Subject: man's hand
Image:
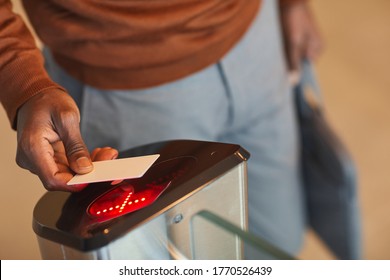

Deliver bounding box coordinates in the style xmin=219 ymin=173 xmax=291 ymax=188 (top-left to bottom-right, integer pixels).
xmin=280 ymin=1 xmax=323 ymax=84
xmin=16 ymin=90 xmax=118 ymax=192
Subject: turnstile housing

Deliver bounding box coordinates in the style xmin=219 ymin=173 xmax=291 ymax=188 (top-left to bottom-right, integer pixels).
xmin=33 ymin=140 xmax=250 ymax=259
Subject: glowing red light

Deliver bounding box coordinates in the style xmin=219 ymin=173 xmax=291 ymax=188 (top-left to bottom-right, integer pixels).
xmin=87 ymin=156 xmax=195 ymax=222
xmin=88 ymin=181 xmax=169 ymax=222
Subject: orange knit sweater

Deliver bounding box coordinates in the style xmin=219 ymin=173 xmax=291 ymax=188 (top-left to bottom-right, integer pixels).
xmin=0 ymin=0 xmax=303 ymax=128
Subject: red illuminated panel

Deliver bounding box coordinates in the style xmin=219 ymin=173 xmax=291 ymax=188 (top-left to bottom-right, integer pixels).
xmin=88 ymin=182 xmax=169 ymax=222
xmin=87 ymin=156 xmax=195 ymax=223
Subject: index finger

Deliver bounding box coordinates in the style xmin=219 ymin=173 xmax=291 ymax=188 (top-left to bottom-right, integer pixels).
xmin=30 ymin=138 xmax=82 ymax=192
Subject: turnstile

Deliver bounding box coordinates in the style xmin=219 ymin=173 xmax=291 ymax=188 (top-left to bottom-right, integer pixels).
xmin=33 ymin=140 xmax=250 ymax=259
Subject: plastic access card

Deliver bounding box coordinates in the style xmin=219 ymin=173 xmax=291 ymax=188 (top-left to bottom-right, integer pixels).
xmin=67 ymin=154 xmax=160 ymax=185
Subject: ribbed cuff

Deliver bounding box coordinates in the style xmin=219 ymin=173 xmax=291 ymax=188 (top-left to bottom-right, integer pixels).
xmin=0 ymin=52 xmax=66 ymax=129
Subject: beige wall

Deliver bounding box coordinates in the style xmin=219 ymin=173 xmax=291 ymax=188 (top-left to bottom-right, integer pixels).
xmin=1 ymin=0 xmax=389 ymax=259
xmin=1 ymin=1 xmax=45 ymax=260
xmin=303 ymin=0 xmax=390 ymax=259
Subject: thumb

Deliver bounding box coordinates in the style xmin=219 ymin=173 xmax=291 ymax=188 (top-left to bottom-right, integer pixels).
xmin=54 ymin=111 xmax=93 ymax=174
xmin=286 ymin=42 xmax=302 ymax=86
xmin=286 ymin=37 xmax=302 ymax=73
xmin=66 ymin=132 xmax=93 ymax=174
xmin=65 ymin=131 xmax=93 ymax=174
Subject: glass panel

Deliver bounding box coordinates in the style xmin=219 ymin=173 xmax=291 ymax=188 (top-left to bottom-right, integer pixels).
xmin=191 ymin=210 xmax=296 ymax=260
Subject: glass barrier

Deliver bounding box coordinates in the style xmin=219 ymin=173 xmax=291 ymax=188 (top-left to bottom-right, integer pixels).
xmin=194 ymin=210 xmax=295 ymax=260
xmin=166 ymin=210 xmax=296 ymax=260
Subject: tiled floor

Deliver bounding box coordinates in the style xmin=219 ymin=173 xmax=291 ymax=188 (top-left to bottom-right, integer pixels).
xmin=0 ymin=0 xmax=389 ymax=259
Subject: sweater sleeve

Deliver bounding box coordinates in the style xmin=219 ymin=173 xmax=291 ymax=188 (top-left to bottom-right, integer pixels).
xmin=0 ymin=0 xmax=66 ymax=129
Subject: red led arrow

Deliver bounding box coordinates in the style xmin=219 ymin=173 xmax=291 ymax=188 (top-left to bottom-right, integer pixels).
xmin=88 ymin=181 xmax=170 ymax=222
xmin=87 ymin=156 xmax=195 ymax=223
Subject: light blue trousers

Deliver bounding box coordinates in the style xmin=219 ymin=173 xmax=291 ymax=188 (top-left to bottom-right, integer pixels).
xmin=44 ymin=0 xmax=305 ymax=258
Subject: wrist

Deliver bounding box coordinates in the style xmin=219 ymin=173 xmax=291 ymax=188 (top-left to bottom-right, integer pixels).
xmin=15 ymin=87 xmax=70 ymax=129
xmin=280 ymin=0 xmax=308 ymax=8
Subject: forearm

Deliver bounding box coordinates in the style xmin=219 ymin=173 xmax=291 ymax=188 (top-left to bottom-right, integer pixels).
xmin=0 ymin=0 xmax=65 ymax=129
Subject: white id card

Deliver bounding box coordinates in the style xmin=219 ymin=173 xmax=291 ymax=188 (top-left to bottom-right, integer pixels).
xmin=67 ymin=154 xmax=160 ymax=185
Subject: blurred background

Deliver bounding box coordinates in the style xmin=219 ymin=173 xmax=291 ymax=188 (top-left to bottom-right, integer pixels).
xmin=1 ymin=0 xmax=389 ymax=259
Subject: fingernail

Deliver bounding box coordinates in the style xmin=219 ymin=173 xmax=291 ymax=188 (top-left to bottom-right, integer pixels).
xmin=111 ymin=179 xmax=124 ymax=185
xmin=77 ymin=157 xmax=93 ymax=171
xmin=111 ymin=153 xmax=118 ymax=160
